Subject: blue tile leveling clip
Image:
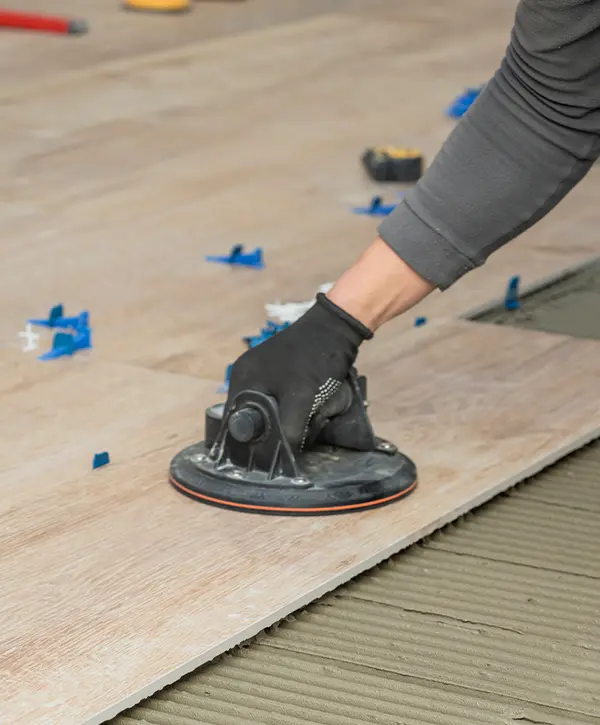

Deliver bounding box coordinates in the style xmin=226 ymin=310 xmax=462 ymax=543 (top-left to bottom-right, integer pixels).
xmin=446 ymin=86 xmax=484 ymax=119
xmin=206 ymin=245 xmax=264 ymax=269
xmin=353 ymin=195 xmax=397 ymax=217
xmin=28 ymin=305 xmax=93 ymax=360
xmin=38 ymin=326 xmax=92 ymax=361
xmin=353 ymin=192 xmax=405 ymax=217
xmin=504 ymin=275 xmax=521 ymax=311
xmin=28 ymin=304 xmax=65 ymax=328
xmin=243 ymin=320 xmax=289 ymax=349
xmin=93 ymin=452 xmax=110 ymax=469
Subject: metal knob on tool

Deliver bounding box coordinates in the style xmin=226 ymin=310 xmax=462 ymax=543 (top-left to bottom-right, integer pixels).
xmin=228 ymin=406 xmax=266 ymax=443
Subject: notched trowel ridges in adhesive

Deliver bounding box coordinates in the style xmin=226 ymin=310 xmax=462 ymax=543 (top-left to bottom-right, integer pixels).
xmin=115 ymin=645 xmax=589 ymax=725
xmin=346 ymin=549 xmax=600 ymax=643
xmin=514 ymin=454 xmax=600 ymax=512
xmin=113 ymin=439 xmax=600 ymax=725
xmin=259 ymin=599 xmax=600 ymax=716
xmin=475 ymin=257 xmax=600 ymax=340
xmin=424 ymin=496 xmax=600 ymax=577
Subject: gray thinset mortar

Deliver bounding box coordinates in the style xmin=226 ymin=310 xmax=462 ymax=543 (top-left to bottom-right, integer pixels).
xmin=472 ymin=257 xmax=600 ymax=339
xmin=110 ymin=270 xmax=600 ymax=725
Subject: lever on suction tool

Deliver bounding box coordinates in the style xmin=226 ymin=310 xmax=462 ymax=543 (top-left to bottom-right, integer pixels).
xmin=220 ymin=393 xmax=300 ymax=479
xmin=228 ymin=381 xmax=352 ymax=448
xmin=228 ymin=378 xmax=357 ymax=448
xmin=228 ymin=406 xmax=265 ymax=443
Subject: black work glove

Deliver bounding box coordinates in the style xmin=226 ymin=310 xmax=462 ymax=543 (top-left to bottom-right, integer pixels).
xmin=226 ymin=293 xmax=373 ymax=451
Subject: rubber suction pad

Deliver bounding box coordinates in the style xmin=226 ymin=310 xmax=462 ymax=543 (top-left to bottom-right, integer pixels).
xmin=169 ymin=379 xmax=418 ymax=515
xmin=170 ymin=439 xmax=417 ymax=515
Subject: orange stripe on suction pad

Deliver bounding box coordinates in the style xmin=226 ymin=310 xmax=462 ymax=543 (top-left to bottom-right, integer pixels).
xmin=169 ymin=475 xmax=418 ymax=513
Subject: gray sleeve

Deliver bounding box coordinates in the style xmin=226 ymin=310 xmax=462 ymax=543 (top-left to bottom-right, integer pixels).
xmin=378 ymin=0 xmax=600 ymax=290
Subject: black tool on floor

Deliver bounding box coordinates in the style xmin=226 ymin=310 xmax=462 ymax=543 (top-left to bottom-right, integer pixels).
xmin=361 ymin=146 xmax=424 ymax=183
xmin=169 ymin=369 xmax=417 ymax=515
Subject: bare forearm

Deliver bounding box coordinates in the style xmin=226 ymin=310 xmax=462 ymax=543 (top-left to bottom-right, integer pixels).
xmin=327 ymin=237 xmax=434 ymax=331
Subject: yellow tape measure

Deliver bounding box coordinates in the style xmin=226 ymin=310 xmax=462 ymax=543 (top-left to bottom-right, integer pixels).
xmin=361 ymin=145 xmax=424 ymax=182
xmin=372 ymin=147 xmax=422 ymax=160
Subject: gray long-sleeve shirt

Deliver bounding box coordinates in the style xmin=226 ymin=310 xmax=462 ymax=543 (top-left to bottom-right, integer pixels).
xmin=378 ymin=0 xmax=600 ymax=290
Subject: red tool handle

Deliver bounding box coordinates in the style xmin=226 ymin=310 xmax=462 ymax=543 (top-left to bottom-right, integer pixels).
xmin=0 ymin=9 xmax=87 ymax=34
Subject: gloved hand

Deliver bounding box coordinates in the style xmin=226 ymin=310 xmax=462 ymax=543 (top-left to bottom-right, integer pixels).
xmin=226 ymin=292 xmax=373 ymax=451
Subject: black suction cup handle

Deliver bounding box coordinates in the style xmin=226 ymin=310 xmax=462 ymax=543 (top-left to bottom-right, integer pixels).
xmin=228 ymin=406 xmax=265 ymax=442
